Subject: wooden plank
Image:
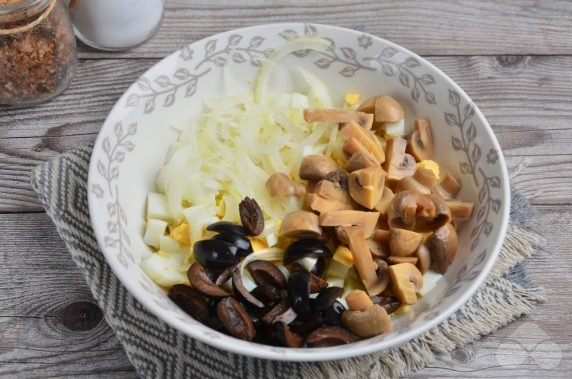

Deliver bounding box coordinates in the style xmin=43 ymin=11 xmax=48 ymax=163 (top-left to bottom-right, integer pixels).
xmin=1 ymin=55 xmax=571 ymax=212
xmin=73 ymin=0 xmax=572 ymax=58
xmin=0 ymin=205 xmax=570 ymax=377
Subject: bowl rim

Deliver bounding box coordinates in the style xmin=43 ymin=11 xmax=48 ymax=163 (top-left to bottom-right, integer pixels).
xmin=88 ymin=22 xmax=511 ymax=361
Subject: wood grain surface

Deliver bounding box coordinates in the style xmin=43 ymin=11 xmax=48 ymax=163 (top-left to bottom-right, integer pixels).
xmin=1 ymin=0 xmax=571 ymax=378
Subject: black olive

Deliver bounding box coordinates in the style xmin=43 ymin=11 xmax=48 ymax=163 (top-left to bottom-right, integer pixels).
xmin=193 ymin=239 xmax=239 ymax=269
xmin=212 ymin=232 xmax=253 ymax=258
xmin=283 ymin=239 xmax=332 ymax=265
xmin=324 ymin=300 xmax=346 ymax=327
xmin=314 ymin=287 xmax=343 ymax=312
xmin=251 ymin=284 xmax=281 ymax=305
xmin=168 ymin=284 xmax=210 ymax=323
xmin=311 ymin=257 xmax=326 ymax=277
xmin=287 ymin=270 xmax=311 ymax=318
xmin=206 ymin=221 xmax=247 ymax=235
xmin=271 ymin=322 xmax=303 ymax=347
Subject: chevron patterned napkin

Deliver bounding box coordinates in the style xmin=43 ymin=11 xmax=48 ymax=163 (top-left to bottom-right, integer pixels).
xmin=31 ymin=145 xmax=544 ymax=378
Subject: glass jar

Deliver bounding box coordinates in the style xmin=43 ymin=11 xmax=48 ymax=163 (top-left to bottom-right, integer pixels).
xmin=68 ymin=0 xmax=164 ymax=51
xmin=0 ymin=0 xmax=77 ymax=106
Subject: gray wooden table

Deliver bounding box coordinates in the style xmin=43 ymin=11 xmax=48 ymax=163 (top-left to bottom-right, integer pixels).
xmin=1 ymin=1 xmax=571 ymax=377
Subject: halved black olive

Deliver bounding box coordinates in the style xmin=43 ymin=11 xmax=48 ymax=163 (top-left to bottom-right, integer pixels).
xmin=246 ymin=260 xmax=287 ymax=289
xmin=193 ymin=239 xmax=239 ymax=269
xmin=232 ymin=267 xmax=264 ymax=308
xmin=187 ymin=262 xmax=230 ymax=297
xmin=251 ymin=284 xmax=281 ymax=305
xmin=283 ymin=239 xmax=332 ymax=265
xmin=306 ymin=326 xmax=354 ymax=347
xmin=324 ymin=300 xmax=346 ymax=327
xmin=314 ymin=287 xmax=343 ymax=312
xmin=287 ymin=270 xmax=311 ymax=318
xmin=217 ymin=297 xmax=256 ymax=341
xmin=213 ymin=232 xmax=253 ymax=258
xmin=289 ymin=314 xmax=323 ymax=338
xmin=206 ymin=221 xmax=247 ymax=235
xmin=168 ymin=284 xmax=210 ymax=323
xmin=271 ymin=322 xmax=303 ymax=348
xmin=311 ymin=257 xmax=326 ymax=277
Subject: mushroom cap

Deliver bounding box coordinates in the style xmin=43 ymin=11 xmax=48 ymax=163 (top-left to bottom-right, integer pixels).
xmin=415 ymin=244 xmax=432 ymax=274
xmin=389 ymin=227 xmax=423 ymax=257
xmin=387 ymin=191 xmax=451 ymax=232
xmin=396 ymin=176 xmax=431 ymax=195
xmin=407 ymin=119 xmax=434 ymax=161
xmin=348 ymin=165 xmax=386 ymax=209
xmin=346 ymin=151 xmax=381 ymax=172
xmin=374 ymin=95 xmax=405 ymax=123
xmin=279 ymin=210 xmax=322 ymax=239
xmin=299 ymin=154 xmax=339 ymax=181
xmin=341 ymin=304 xmax=392 ymax=338
xmin=265 ymin=172 xmax=306 ymax=197
xmin=383 ymin=137 xmax=416 ymax=183
xmin=426 ymin=223 xmax=458 ymax=273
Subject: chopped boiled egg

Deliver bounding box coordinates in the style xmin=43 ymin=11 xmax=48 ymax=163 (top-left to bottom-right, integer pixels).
xmin=141 ymin=252 xmax=187 ymax=287
xmin=170 ymin=223 xmax=190 ymax=245
xmin=143 ymin=219 xmax=168 ymax=248
xmin=159 ymin=235 xmax=189 ymax=256
xmin=344 ymin=92 xmax=360 ymax=106
xmin=384 ymin=119 xmax=405 ymax=137
xmin=332 ymin=246 xmax=354 ymax=267
xmin=147 ymin=192 xmax=173 ymax=222
xmin=416 ymin=160 xmax=440 ymax=180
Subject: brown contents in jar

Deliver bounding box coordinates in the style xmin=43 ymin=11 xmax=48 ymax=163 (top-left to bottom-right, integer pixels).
xmin=0 ymin=0 xmax=77 ymax=104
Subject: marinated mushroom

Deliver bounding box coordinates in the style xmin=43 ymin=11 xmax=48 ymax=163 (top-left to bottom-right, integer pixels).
xmin=426 ymin=223 xmax=458 ymax=274
xmin=374 ymin=95 xmax=405 ymax=123
xmin=306 ymin=326 xmax=355 ymax=347
xmin=446 ymin=201 xmax=474 ymax=220
xmin=387 ymin=191 xmax=451 ymax=232
xmin=319 ymin=210 xmax=380 ymax=238
xmin=340 ymin=121 xmax=385 ymax=163
xmin=407 ymin=119 xmax=434 ymax=161
xmin=346 ymin=151 xmax=381 ymax=172
xmin=342 ymin=304 xmax=392 ymax=338
xmin=266 ymin=172 xmax=306 ymax=197
xmin=383 ymin=137 xmax=416 ymax=183
xmin=388 ymin=263 xmax=424 ymax=305
xmin=299 ymin=154 xmax=339 ymax=181
xmin=348 ymin=166 xmax=386 ymax=209
xmin=396 ymin=176 xmax=431 ymax=195
xmin=415 ymin=244 xmax=432 ymax=274
xmin=414 ymin=167 xmax=453 ymax=200
xmin=345 ymin=227 xmax=389 ymax=295
xmin=303 ymin=108 xmax=374 ymax=130
xmin=387 ymin=256 xmax=418 ymax=265
xmin=374 ymin=187 xmax=395 ymax=215
xmin=346 ymin=289 xmax=374 ymax=312
xmin=343 ymin=136 xmax=370 ymax=157
xmin=280 ymin=210 xmax=322 ymax=238
xmin=389 ymin=228 xmax=423 ymax=256
xmin=314 ymin=180 xmax=352 ymax=204
xmin=323 ymin=169 xmax=349 ymax=191
xmin=308 ymin=193 xmax=353 ymax=213
xmin=440 ymin=172 xmax=462 ymax=198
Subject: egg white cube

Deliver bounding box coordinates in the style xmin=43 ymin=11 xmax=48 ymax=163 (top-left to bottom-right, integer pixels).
xmin=147 ymin=192 xmax=173 ymax=222
xmin=141 ymin=253 xmax=187 ymax=287
xmin=159 ymin=235 xmax=189 ymax=256
xmin=384 ymin=119 xmax=405 ymax=137
xmin=143 ymin=219 xmax=168 ymax=248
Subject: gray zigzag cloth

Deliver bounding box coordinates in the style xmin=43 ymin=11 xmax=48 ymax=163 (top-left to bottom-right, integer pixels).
xmin=31 ymin=145 xmax=544 ymax=378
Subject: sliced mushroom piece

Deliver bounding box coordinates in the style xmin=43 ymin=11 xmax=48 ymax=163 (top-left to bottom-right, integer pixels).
xmin=314 ymin=180 xmax=352 ymax=204
xmin=324 ymin=169 xmax=349 ymax=191
xmin=343 ymin=137 xmax=370 ymax=157
xmin=372 ymin=228 xmax=391 ymax=244
xmin=389 ymin=228 xmax=423 ymax=257
xmin=280 ymin=210 xmax=322 ymax=239
xmin=187 ymin=262 xmax=231 ymax=297
xmin=357 ymin=95 xmax=376 ymax=114
xmin=319 ymin=210 xmax=380 ymax=238
xmin=303 ymin=108 xmax=374 ymax=129
xmin=358 ymin=95 xmax=404 ymax=123
xmin=348 ymin=166 xmax=386 ymax=209
xmin=388 ymin=263 xmax=424 ymax=305
xmin=246 ymin=260 xmax=287 ymax=289
xmin=265 ymin=172 xmax=306 ymax=197
xmin=415 ymin=244 xmax=431 ymax=274
xmin=407 ymin=119 xmax=434 ymax=161
xmin=388 ymin=256 xmax=419 ymax=265
xmin=367 ymin=238 xmax=388 ymax=257
xmin=341 ymin=304 xmax=392 ymax=338
xmin=374 ymin=187 xmax=395 ymax=215
xmin=345 ymin=227 xmax=389 ymax=295
xmin=308 ymin=188 xmax=353 ymax=213
xmin=370 ymin=295 xmax=401 ymax=314
xmin=440 ymin=172 xmax=462 ymax=198
xmin=299 ymin=154 xmax=339 ymax=181
xmin=414 ymin=167 xmax=453 ymax=200
xmin=446 ymin=201 xmax=474 ymax=220
xmin=387 ymin=191 xmax=451 ymax=232
xmin=340 ymin=121 xmax=385 ymax=163
xmin=346 ymin=289 xmax=374 ymax=311
xmin=396 ymin=176 xmax=431 ymax=195
xmin=306 ymin=326 xmax=355 ymax=347
xmin=346 ymin=151 xmax=381 ymax=172
xmin=383 ymin=137 xmax=416 ymax=183
xmin=426 ymin=223 xmax=458 ymax=274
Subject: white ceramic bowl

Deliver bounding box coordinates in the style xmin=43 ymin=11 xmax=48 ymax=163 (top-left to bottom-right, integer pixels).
xmin=88 ymin=23 xmax=510 ymax=361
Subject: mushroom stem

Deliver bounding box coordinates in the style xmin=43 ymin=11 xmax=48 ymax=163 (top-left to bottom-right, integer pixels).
xmin=319 ymin=210 xmax=380 ymax=238
xmin=303 ymin=108 xmax=374 ymax=130
xmin=345 ymin=227 xmax=388 ymax=296
xmin=340 ymin=121 xmax=385 ymax=163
